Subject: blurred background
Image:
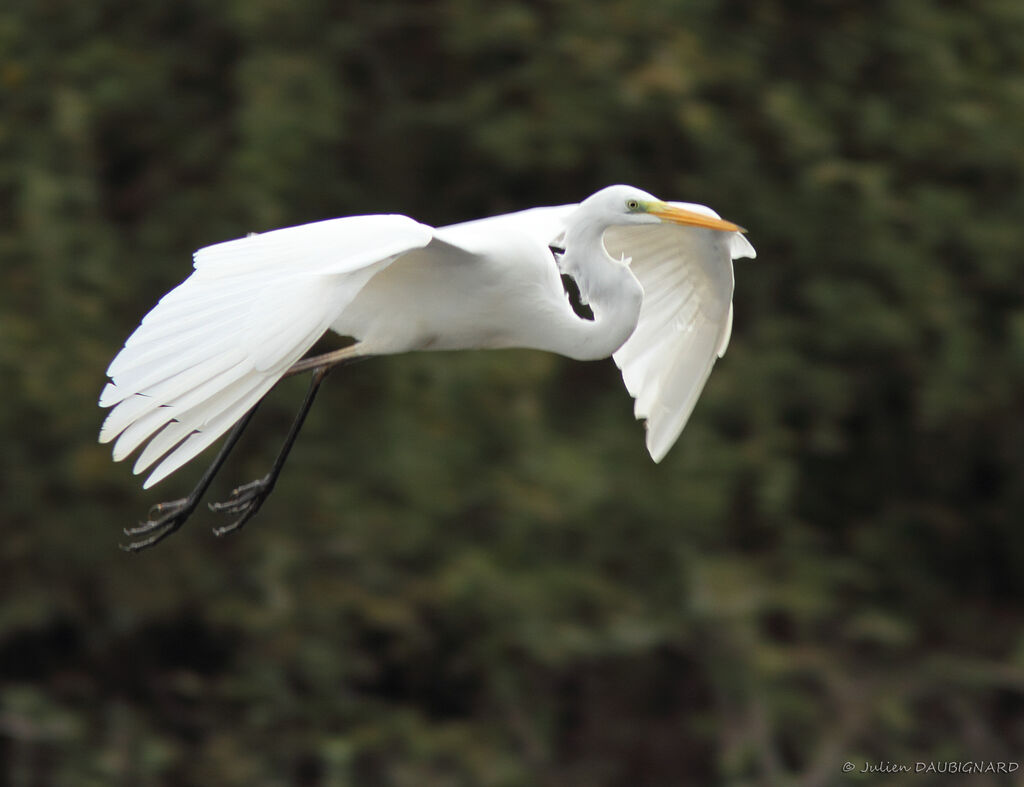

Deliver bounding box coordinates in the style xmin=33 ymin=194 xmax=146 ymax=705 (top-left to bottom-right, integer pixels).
xmin=2 ymin=0 xmax=1024 ymax=784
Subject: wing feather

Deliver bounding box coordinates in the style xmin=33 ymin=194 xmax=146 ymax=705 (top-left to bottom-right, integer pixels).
xmin=131 ymin=373 xmax=268 ymax=477
xmin=100 ymin=214 xmax=433 ymax=486
xmin=607 ymin=207 xmax=755 ymax=462
xmin=138 ymin=378 xmax=277 ymax=488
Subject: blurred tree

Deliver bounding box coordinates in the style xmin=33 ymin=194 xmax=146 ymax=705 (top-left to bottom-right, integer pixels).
xmin=1 ymin=0 xmax=1023 ymax=784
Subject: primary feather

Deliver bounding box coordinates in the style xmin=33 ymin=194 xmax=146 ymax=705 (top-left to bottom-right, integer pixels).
xmin=100 ymin=215 xmax=433 ymax=487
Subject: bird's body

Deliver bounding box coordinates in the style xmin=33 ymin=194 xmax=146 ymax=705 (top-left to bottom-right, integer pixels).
xmin=336 ymin=217 xmax=573 ymax=356
xmin=100 ymin=185 xmax=754 ymax=549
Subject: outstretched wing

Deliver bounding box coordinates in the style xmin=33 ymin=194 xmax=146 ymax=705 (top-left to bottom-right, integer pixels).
xmin=605 ymin=203 xmax=756 ymax=462
xmin=99 ymin=214 xmax=433 ymax=488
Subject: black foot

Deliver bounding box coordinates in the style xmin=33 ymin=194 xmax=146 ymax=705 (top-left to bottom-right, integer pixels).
xmin=121 ymin=497 xmax=194 ymax=552
xmin=208 ymin=475 xmax=272 ymax=536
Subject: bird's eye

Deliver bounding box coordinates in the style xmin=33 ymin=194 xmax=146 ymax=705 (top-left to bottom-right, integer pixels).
xmin=626 ymin=199 xmax=640 ymax=211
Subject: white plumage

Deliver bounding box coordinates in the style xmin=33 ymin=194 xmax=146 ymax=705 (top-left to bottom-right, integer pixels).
xmin=100 ymin=215 xmax=433 ymax=487
xmin=607 ymin=202 xmax=756 ymax=461
xmin=100 ymin=186 xmax=754 ymax=492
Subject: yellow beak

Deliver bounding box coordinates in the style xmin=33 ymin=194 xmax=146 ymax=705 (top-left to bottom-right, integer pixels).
xmin=648 ymin=202 xmax=746 ymax=233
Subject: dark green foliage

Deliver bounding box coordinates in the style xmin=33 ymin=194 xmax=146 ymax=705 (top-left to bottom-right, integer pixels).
xmin=2 ymin=0 xmax=1023 ymax=783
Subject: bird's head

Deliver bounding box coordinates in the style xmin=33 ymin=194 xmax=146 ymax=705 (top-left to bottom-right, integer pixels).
xmin=558 ymin=185 xmax=745 ymax=314
xmin=579 ymin=184 xmax=745 ymax=233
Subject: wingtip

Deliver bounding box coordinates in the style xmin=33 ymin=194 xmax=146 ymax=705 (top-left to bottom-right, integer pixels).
xmin=98 ymin=415 xmax=120 ymax=446
xmin=645 ymin=430 xmax=672 ymax=464
xmin=98 ymin=382 xmax=120 ymax=408
xmin=142 ymin=455 xmax=179 ymax=488
xmin=111 ymin=431 xmax=138 ymax=463
xmin=730 ymin=233 xmax=757 ymax=260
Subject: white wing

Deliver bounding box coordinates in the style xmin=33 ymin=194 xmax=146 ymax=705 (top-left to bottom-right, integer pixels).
xmin=440 ymin=204 xmax=576 ymax=246
xmin=99 ymin=214 xmax=433 ymax=488
xmin=606 ymin=203 xmax=756 ymax=462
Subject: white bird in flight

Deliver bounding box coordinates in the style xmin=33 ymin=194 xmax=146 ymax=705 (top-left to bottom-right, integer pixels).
xmin=100 ymin=185 xmax=755 ymax=550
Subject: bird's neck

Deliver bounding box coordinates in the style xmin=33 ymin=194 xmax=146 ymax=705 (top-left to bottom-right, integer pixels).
xmin=554 ymin=222 xmax=644 ymax=361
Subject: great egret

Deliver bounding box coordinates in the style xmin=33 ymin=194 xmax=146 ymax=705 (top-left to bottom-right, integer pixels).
xmin=100 ymin=185 xmax=755 ymax=550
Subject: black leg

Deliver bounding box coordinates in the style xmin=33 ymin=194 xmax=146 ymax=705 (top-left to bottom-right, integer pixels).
xmin=208 ymin=366 xmax=330 ymax=536
xmin=121 ymin=404 xmax=261 ymax=552
xmin=120 ymin=346 xmax=368 ymax=551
